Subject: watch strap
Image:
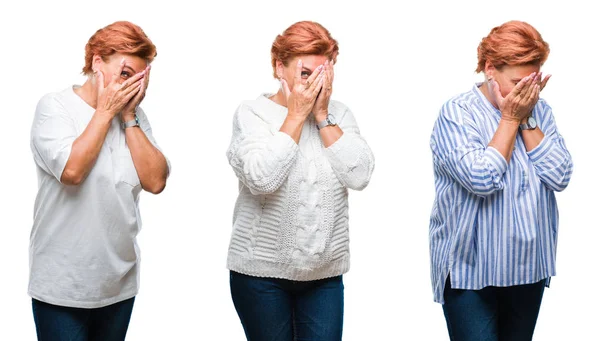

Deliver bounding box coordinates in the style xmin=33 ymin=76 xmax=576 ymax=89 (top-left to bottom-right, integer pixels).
xmin=316 ymin=115 xmax=336 ymax=130
xmin=121 ymin=115 xmax=140 ymax=129
xmin=519 ymin=116 xmax=536 ymax=130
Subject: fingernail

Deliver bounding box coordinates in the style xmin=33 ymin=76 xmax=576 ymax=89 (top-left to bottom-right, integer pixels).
xmin=121 ymin=57 xmax=125 ymax=64
xmin=297 ymin=59 xmax=302 ymax=66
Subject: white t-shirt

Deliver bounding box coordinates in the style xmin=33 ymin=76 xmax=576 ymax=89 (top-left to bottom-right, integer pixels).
xmin=29 ymin=86 xmax=168 ymax=308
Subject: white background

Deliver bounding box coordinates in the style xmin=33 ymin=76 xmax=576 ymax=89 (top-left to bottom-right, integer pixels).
xmin=1 ymin=0 xmax=597 ymax=340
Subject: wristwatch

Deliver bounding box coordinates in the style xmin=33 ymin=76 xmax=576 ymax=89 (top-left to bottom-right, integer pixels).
xmin=121 ymin=115 xmax=140 ymax=129
xmin=519 ymin=116 xmax=537 ymax=130
xmin=316 ymin=114 xmax=337 ymax=130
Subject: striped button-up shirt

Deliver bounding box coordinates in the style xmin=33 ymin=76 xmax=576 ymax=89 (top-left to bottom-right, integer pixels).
xmin=429 ymin=84 xmax=573 ymax=304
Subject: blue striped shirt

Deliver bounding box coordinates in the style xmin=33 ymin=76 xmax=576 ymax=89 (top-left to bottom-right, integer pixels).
xmin=429 ymin=84 xmax=573 ymax=304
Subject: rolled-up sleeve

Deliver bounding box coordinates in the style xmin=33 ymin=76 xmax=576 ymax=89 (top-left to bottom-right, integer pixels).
xmin=323 ymin=106 xmax=375 ymax=191
xmin=226 ymin=104 xmax=299 ymax=195
xmin=527 ymin=103 xmax=573 ymax=192
xmin=30 ymin=95 xmax=77 ymax=183
xmin=431 ymin=100 xmax=508 ymax=197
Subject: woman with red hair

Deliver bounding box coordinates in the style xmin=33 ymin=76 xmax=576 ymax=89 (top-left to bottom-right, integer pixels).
xmin=429 ymin=21 xmax=572 ymax=340
xmin=29 ymin=21 xmax=169 ymax=340
xmin=226 ymin=21 xmax=374 ymax=341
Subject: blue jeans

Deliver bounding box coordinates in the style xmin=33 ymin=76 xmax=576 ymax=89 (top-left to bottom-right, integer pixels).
xmin=230 ymin=271 xmax=344 ymax=341
xmin=32 ymin=297 xmax=135 ymax=341
xmin=442 ymin=277 xmax=545 ymax=341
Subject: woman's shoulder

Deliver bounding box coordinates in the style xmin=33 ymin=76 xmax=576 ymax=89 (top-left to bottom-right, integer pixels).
xmin=435 ymin=87 xmax=488 ymax=123
xmin=443 ymin=87 xmax=481 ymax=110
xmin=536 ymin=97 xmax=551 ymax=109
xmin=429 ymin=90 xmax=484 ymax=130
xmin=36 ymin=87 xmax=77 ymax=110
xmin=235 ymin=94 xmax=277 ymax=112
xmin=231 ymin=94 xmax=285 ymax=129
xmin=328 ymin=99 xmax=350 ymax=114
xmin=31 ymin=88 xmax=75 ymax=131
xmin=36 ymin=91 xmax=60 ymax=108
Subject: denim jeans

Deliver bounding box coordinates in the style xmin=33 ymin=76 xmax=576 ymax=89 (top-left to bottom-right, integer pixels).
xmin=442 ymin=277 xmax=545 ymax=341
xmin=230 ymin=271 xmax=344 ymax=341
xmin=32 ymin=297 xmax=135 ymax=341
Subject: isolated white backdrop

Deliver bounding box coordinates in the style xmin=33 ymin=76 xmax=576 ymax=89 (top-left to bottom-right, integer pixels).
xmin=0 ymin=0 xmax=597 ymax=340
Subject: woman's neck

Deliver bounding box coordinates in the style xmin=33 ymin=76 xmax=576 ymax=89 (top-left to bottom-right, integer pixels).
xmin=478 ymin=82 xmax=499 ymax=110
xmin=73 ymin=78 xmax=98 ymax=109
xmin=269 ymin=90 xmax=287 ymax=108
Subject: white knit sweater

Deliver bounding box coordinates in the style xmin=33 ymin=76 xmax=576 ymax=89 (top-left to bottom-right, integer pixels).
xmin=226 ymin=94 xmax=375 ymax=281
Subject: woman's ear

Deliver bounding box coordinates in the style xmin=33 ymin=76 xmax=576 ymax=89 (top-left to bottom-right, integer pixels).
xmin=92 ymin=55 xmax=103 ymax=73
xmin=275 ymin=60 xmax=284 ymax=79
xmin=484 ymin=60 xmax=496 ymax=81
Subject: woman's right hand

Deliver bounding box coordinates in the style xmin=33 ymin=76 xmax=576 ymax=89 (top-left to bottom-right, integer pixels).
xmin=280 ymin=59 xmax=325 ymax=120
xmin=95 ymin=58 xmax=145 ymax=117
xmin=492 ymin=72 xmax=540 ymax=123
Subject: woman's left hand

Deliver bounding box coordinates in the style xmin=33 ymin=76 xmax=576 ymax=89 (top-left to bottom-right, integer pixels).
xmin=537 ymin=72 xmax=551 ymax=91
xmin=313 ymin=59 xmax=334 ymax=122
xmin=122 ymin=65 xmax=151 ymax=121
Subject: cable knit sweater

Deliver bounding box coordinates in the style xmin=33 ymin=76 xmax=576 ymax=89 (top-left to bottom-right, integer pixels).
xmin=226 ymin=94 xmax=375 ymax=281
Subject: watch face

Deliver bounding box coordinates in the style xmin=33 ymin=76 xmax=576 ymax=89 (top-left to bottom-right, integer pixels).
xmin=327 ymin=114 xmax=336 ymax=125
xmin=528 ymin=116 xmax=537 ymax=129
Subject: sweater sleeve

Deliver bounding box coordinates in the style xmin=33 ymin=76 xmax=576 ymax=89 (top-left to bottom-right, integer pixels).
xmin=323 ymin=104 xmax=375 ymax=191
xmin=226 ymin=103 xmax=299 ymax=195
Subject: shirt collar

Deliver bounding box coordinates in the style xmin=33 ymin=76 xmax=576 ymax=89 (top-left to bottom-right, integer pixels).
xmin=472 ymin=82 xmax=501 ymax=117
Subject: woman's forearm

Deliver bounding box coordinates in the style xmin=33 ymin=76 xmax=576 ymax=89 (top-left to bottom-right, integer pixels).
xmin=521 ymin=126 xmax=545 ymax=151
xmin=488 ymin=118 xmax=520 ymax=162
xmin=125 ymin=126 xmax=168 ymax=194
xmin=60 ymin=110 xmax=113 ymax=185
xmin=318 ymin=121 xmax=343 ymax=148
xmin=280 ymin=115 xmax=306 ymax=143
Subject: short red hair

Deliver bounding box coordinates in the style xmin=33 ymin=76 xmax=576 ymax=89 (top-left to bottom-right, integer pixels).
xmin=271 ymin=21 xmax=339 ymax=78
xmin=82 ymin=21 xmax=157 ymax=75
xmin=476 ymin=21 xmax=549 ymax=73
